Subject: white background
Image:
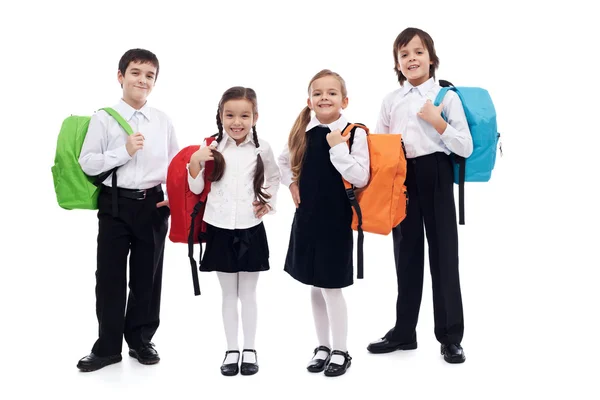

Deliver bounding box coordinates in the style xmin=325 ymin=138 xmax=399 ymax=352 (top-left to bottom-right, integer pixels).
xmin=1 ymin=0 xmax=599 ymax=398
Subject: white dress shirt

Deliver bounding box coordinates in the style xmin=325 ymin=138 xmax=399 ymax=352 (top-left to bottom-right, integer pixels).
xmin=187 ymin=132 xmax=281 ymax=230
xmin=376 ymin=78 xmax=473 ymax=159
xmin=79 ymin=99 xmax=179 ymax=190
xmin=278 ymin=114 xmax=370 ymax=189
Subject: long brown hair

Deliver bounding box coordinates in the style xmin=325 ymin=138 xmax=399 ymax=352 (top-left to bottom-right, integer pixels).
xmin=209 ymin=86 xmax=271 ymax=205
xmin=392 ymin=27 xmax=439 ymax=85
xmin=288 ymin=69 xmax=348 ymax=182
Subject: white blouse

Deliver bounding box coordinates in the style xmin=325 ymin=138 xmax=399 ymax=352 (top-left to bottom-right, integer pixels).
xmin=187 ymin=131 xmax=281 ymax=230
xmin=278 ymin=114 xmax=370 ymax=188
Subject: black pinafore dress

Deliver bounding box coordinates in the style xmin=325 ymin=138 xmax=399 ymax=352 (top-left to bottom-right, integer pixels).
xmin=283 ymin=125 xmax=354 ymax=288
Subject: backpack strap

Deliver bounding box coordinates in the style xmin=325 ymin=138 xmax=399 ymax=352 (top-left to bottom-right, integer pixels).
xmin=92 ymin=107 xmax=134 ymax=185
xmin=93 ymin=107 xmax=135 ymax=218
xmin=188 ymin=200 xmax=204 ymax=296
xmin=102 ymin=107 xmax=135 ymax=135
xmin=187 ymin=136 xmax=218 ymax=296
xmin=433 ymin=83 xmax=467 ymax=225
xmin=202 ymin=136 xmax=217 ymax=201
xmin=341 ymin=122 xmax=369 ymax=280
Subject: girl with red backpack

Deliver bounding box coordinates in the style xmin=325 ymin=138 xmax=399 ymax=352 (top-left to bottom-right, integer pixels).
xmin=187 ymin=86 xmax=281 ymax=376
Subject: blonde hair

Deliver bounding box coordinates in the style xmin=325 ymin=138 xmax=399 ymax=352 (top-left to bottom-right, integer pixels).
xmin=288 ymin=69 xmax=348 ymax=182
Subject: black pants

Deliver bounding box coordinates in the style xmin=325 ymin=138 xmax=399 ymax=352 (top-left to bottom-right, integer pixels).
xmin=389 ymin=152 xmax=464 ymax=345
xmin=91 ymin=186 xmax=169 ymax=356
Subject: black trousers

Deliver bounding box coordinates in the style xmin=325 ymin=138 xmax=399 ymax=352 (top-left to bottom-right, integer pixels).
xmin=389 ymin=152 xmax=464 ymax=345
xmin=91 ymin=186 xmax=169 ymax=356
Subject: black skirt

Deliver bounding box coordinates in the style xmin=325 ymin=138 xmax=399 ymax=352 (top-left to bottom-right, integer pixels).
xmin=200 ymin=222 xmax=270 ymax=273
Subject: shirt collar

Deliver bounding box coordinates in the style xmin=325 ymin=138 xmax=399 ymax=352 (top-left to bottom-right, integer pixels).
xmin=399 ymin=77 xmax=436 ymax=97
xmin=305 ymin=113 xmax=349 ymax=132
xmin=216 ymin=129 xmax=254 ymax=151
xmin=115 ymin=99 xmax=152 ymax=123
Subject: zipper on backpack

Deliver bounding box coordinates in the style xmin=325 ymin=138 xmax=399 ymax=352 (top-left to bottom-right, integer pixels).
xmin=497 ymin=132 xmax=503 ymax=157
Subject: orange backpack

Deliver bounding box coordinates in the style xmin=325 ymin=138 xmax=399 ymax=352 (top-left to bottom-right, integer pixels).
xmin=342 ymin=123 xmax=408 ymax=279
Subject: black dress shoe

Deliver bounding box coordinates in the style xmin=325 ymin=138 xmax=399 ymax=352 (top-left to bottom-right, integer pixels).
xmin=441 ymin=343 xmax=466 ymax=364
xmin=307 ymin=345 xmax=331 ymax=373
xmin=240 ymin=349 xmax=259 ymax=376
xmin=324 ymin=350 xmax=352 ymax=377
xmin=221 ymin=350 xmax=240 ymax=376
xmin=367 ymin=332 xmax=417 ymax=354
xmin=128 ymin=342 xmax=160 ymax=365
xmin=77 ymin=353 xmax=122 ymax=372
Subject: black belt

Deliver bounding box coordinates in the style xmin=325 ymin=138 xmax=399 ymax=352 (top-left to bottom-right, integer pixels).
xmin=103 ymin=185 xmax=162 ymax=200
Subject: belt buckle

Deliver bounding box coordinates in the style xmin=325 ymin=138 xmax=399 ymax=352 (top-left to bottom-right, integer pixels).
xmin=136 ymin=189 xmax=146 ymax=200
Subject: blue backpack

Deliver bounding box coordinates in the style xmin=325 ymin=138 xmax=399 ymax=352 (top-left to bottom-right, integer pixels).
xmin=434 ymin=80 xmax=502 ymax=225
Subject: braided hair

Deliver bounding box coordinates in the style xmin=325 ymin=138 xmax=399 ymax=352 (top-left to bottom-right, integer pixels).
xmin=209 ymin=86 xmax=271 ymax=205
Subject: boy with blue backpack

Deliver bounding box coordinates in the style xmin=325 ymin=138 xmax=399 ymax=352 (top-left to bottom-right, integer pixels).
xmin=366 ymin=27 xmax=499 ymax=364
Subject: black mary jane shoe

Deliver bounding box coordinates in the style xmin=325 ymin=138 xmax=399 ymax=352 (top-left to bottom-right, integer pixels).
xmin=220 ymin=350 xmax=240 ymax=376
xmin=307 ymin=345 xmax=331 ymax=373
xmin=324 ymin=350 xmax=352 ymax=377
xmin=240 ymin=349 xmax=259 ymax=376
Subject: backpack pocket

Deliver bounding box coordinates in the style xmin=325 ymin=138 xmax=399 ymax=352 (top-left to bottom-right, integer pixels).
xmin=53 ymin=165 xmax=100 ymax=210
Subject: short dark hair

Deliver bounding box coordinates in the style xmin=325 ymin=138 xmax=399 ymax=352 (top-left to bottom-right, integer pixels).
xmin=392 ymin=28 xmax=439 ymax=85
xmin=118 ymin=48 xmax=160 ymax=80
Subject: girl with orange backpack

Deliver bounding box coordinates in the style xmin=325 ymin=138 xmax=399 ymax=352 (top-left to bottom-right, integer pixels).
xmin=187 ymin=86 xmax=281 ymax=376
xmin=278 ymin=69 xmax=370 ymax=377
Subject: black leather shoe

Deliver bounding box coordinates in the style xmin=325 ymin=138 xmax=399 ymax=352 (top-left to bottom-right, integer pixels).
xmin=221 ymin=350 xmax=240 ymax=376
xmin=367 ymin=331 xmax=417 ymax=354
xmin=77 ymin=353 xmax=122 ymax=372
xmin=307 ymin=345 xmax=331 ymax=373
xmin=441 ymin=343 xmax=465 ymax=364
xmin=128 ymin=342 xmax=160 ymax=365
xmin=240 ymin=349 xmax=259 ymax=376
xmin=324 ymin=350 xmax=352 ymax=377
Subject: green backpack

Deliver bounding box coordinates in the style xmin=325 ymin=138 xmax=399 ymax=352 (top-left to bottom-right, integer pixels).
xmin=51 ymin=107 xmax=133 ymax=210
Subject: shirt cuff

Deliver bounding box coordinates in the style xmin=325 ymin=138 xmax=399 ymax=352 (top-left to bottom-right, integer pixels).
xmin=114 ymin=144 xmax=132 ymax=165
xmin=266 ymin=198 xmax=276 ymax=214
xmin=280 ymin=172 xmax=294 ymax=188
xmin=440 ymin=122 xmax=456 ymax=140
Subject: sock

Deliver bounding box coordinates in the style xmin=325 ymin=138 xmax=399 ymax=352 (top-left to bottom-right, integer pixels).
xmin=242 ymin=350 xmax=257 ymax=364
xmin=223 ymin=351 xmax=239 ymax=365
xmin=239 ymin=272 xmax=260 ymax=364
xmin=310 ymin=287 xmax=331 ymax=362
xmin=322 ymin=288 xmax=348 ymax=365
xmin=217 ymin=272 xmax=239 ymax=352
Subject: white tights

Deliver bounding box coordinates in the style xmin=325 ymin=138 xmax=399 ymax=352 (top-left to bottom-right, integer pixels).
xmin=217 ymin=271 xmax=260 ymax=364
xmin=310 ymin=286 xmax=348 ymax=365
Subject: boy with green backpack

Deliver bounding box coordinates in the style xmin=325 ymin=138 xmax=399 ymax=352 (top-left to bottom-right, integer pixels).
xmin=52 ymin=108 xmax=134 ymax=209
xmin=53 ymin=48 xmax=179 ymax=372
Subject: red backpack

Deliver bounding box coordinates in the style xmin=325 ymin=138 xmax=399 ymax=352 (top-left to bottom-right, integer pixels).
xmin=166 ymin=137 xmax=216 ymax=296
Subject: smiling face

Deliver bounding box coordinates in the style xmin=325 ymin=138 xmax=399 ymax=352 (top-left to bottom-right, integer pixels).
xmin=396 ymin=35 xmax=433 ymax=86
xmin=307 ymin=75 xmax=348 ymax=124
xmin=118 ymin=61 xmax=156 ymax=109
xmin=221 ymin=98 xmax=258 ymax=144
